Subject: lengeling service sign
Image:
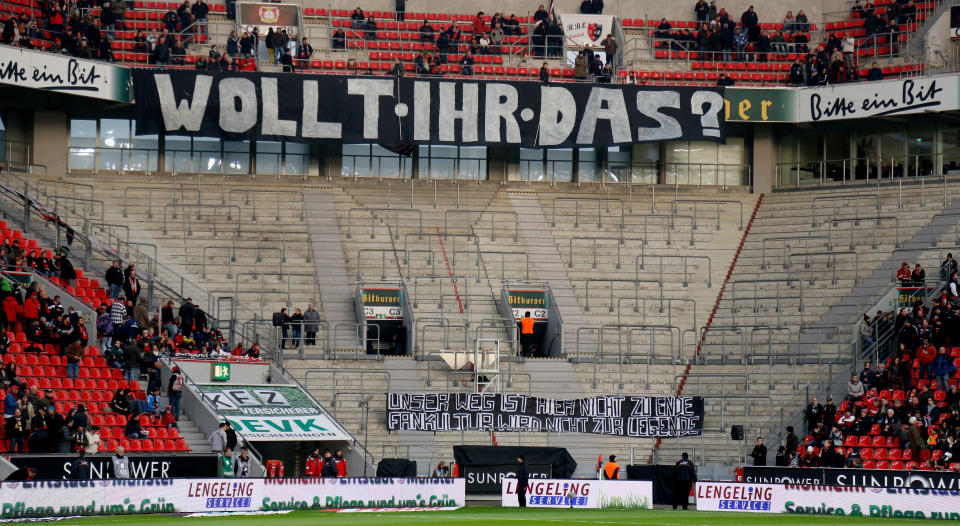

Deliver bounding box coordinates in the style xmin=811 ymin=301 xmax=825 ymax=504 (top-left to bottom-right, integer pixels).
xmin=696 ymin=481 xmax=960 ymax=521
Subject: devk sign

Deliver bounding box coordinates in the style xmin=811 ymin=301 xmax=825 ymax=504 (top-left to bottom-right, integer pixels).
xmin=132 ymin=71 xmax=726 ymax=147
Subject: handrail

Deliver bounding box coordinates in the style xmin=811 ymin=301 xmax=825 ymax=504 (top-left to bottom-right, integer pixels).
xmin=585 ymin=278 xmax=663 ymax=312
xmin=624 ymin=213 xmax=696 ymax=246
xmin=346 ymin=207 xmax=423 ymax=240
xmin=551 ymin=197 xmax=625 ymax=229
xmin=162 ymin=203 xmax=241 ymax=235
xmin=786 ymin=250 xmax=858 ymax=285
xmin=760 ymin=235 xmax=833 ymax=269
xmin=443 ymin=209 xmax=518 ymax=241
xmin=672 ymin=199 xmax=744 ymax=231
xmin=227 ymin=189 xmax=308 ymax=221
xmin=811 ymin=193 xmax=882 ymax=226
xmin=636 ymin=254 xmax=712 ymax=287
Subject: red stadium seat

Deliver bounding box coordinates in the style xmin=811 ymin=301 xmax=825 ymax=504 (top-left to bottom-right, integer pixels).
xmin=862 ymin=459 xmax=876 ymax=469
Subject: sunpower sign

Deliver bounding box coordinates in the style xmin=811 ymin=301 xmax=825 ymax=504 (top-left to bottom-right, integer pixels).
xmin=196 ymin=384 xmax=350 ymax=441
xmin=501 ymin=479 xmax=652 ymax=509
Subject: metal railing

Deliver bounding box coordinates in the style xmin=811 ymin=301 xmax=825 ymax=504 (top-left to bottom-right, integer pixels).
xmin=777 ymin=153 xmax=944 ymax=189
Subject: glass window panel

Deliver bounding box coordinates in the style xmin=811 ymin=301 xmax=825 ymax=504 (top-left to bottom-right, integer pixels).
xmin=578 ymin=148 xmax=598 ymax=183
xmin=943 ymin=127 xmax=960 ymax=175
xmin=99 ymin=119 xmax=130 ymax=148
xmin=718 ymin=137 xmax=746 ymax=186
xmin=69 ymin=119 xmax=97 ymax=148
xmin=193 ymin=137 xmax=221 ymax=173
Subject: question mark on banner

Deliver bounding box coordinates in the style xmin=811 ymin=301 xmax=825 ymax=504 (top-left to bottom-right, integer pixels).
xmin=690 ymin=91 xmax=724 ymax=137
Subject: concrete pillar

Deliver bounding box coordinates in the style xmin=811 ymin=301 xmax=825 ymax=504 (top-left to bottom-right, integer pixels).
xmin=752 ymin=125 xmax=777 ymax=195
xmin=32 ymin=110 xmax=68 ymax=177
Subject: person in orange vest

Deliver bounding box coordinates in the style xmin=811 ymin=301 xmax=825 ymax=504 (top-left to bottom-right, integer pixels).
xmin=603 ymin=455 xmax=620 ymax=479
xmin=520 ymin=311 xmax=535 ymax=358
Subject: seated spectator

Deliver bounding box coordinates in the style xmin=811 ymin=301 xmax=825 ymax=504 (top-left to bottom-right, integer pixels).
xmin=716 ymin=73 xmax=735 ymax=86
xmin=654 ymin=18 xmax=671 ymax=39
xmin=460 ymin=51 xmax=474 ymax=75
xmin=503 ymin=14 xmax=520 ymax=35
xmin=350 ymin=7 xmax=365 ymax=29
xmin=417 ymin=19 xmax=434 ymax=42
xmin=795 ymin=10 xmax=809 ymax=31
xmin=161 ymin=406 xmax=178 ymax=428
xmin=783 ymin=10 xmax=795 ymax=31
xmin=415 ymin=51 xmax=429 ymax=74
xmin=124 ymin=411 xmax=148 ymax=439
xmin=847 ymin=374 xmax=865 ymax=402
xmin=246 ymin=344 xmax=261 ymax=359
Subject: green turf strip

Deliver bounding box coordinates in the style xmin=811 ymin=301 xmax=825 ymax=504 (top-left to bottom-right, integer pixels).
xmin=52 ymin=507 xmax=933 ymax=526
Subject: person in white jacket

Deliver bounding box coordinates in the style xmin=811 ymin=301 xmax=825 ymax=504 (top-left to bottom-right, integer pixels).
xmin=842 ymin=35 xmax=855 ymax=70
xmin=112 ymin=447 xmax=130 ymax=479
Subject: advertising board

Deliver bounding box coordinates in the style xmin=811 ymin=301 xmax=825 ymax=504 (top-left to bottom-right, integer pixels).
xmin=501 ymin=479 xmax=653 ymax=509
xmin=196 ymin=384 xmax=351 ymax=441
xmin=0 ymin=478 xmax=464 ymax=519
xmin=696 ymin=481 xmax=960 ymax=520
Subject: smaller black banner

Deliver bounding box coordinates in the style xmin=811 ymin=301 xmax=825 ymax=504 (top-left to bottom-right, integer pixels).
xmin=463 ymin=464 xmax=551 ymax=494
xmin=8 ymin=454 xmax=219 ymax=480
xmin=742 ymin=466 xmax=960 ymax=490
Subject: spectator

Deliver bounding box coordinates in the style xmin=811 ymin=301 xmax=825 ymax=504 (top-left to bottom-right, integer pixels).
xmin=435 ymin=461 xmax=450 ymax=477
xmin=297 ymin=37 xmax=313 ymax=61
xmin=749 ymin=437 xmax=767 ymax=466
xmin=695 ymin=0 xmax=709 ymax=23
xmin=146 ymin=387 xmax=162 ymax=415
xmin=6 ymin=408 xmax=26 ymax=452
xmin=226 ymin=30 xmax=239 ymax=56
xmin=161 ymin=406 xmax=178 ymax=428
xmin=842 ymin=33 xmax=855 ymax=70
xmin=897 ymin=261 xmax=912 ymax=285
xmin=240 ymin=30 xmax=255 ymax=55
xmin=907 ymin=416 xmax=925 ymax=457
xmin=805 ymin=397 xmax=823 ymax=432
xmin=419 ymin=20 xmax=434 ymax=42
xmin=859 ymin=361 xmax=876 ymax=388
xmin=533 ymin=4 xmax=548 ymax=26
xmin=64 ymin=340 xmax=83 ymax=380
xmin=124 ymin=411 xmax=146 ymax=439
xmin=933 ymin=347 xmax=956 ymax=390
xmin=105 ymin=261 xmax=123 ymax=299
xmin=280 ymin=48 xmax=295 ymax=72
xmin=579 ymin=0 xmax=592 ymax=14
xmin=179 ymin=299 xmax=195 ymax=338
xmin=574 ymin=50 xmax=588 ymax=79
xmin=783 ymin=10 xmax=795 ymax=31
xmin=716 ymin=73 xmax=735 ymax=86
xmin=192 ymin=0 xmax=209 ymax=25
xmin=795 ymin=10 xmax=809 ymax=32
xmin=168 ymin=366 xmax=184 ymax=420
xmin=741 ymin=6 xmax=758 ymax=29
xmin=847 ymin=374 xmax=864 ymax=401
xmin=460 ymin=51 xmax=474 ymax=75
xmin=71 ymin=451 xmax=91 ymax=480
xmin=209 ymin=422 xmax=227 ymax=452
xmin=84 ymin=426 xmax=101 ymax=454
xmin=539 ymin=62 xmax=549 ymax=83
xmin=112 ymin=446 xmax=130 ymax=478
xmin=591 ymin=0 xmax=603 ymax=14
xmin=912 ymin=264 xmax=926 ymax=286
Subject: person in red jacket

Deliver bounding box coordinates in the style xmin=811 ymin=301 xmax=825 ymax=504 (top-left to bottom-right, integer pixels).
xmin=305 ymin=447 xmax=322 ymax=478
xmin=472 ymin=11 xmax=486 ymax=34
xmin=335 ymin=448 xmax=348 ymax=477
xmin=896 ymin=262 xmax=913 ymax=285
xmin=2 ymin=295 xmax=20 ymax=333
xmin=23 ymin=291 xmax=39 ymax=326
xmin=917 ymin=339 xmax=936 ymax=379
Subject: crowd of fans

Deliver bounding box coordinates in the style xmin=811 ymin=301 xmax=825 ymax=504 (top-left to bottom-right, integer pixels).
xmin=652 ymin=0 xmax=913 ymax=86
xmin=780 ymin=259 xmax=960 ymax=471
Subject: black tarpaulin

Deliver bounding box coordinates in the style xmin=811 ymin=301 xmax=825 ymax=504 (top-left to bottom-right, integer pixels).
xmin=376 ymin=458 xmax=417 ymax=477
xmin=453 ymin=445 xmax=576 ymax=478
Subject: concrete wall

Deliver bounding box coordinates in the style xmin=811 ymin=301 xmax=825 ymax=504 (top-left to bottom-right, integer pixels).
xmin=752 ymin=125 xmax=776 ymax=195
xmin=31 ymin=110 xmax=67 ymax=177
xmin=313 ymin=0 xmax=844 ymax=27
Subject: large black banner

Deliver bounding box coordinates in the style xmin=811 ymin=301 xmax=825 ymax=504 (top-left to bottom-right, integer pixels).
xmin=7 ymin=454 xmax=219 ymax=480
xmin=742 ymin=467 xmax=960 ymax=490
xmin=453 ymin=445 xmax=575 ymax=494
xmin=132 ymin=70 xmax=726 ymax=147
xmin=387 ymin=393 xmax=704 ymax=437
